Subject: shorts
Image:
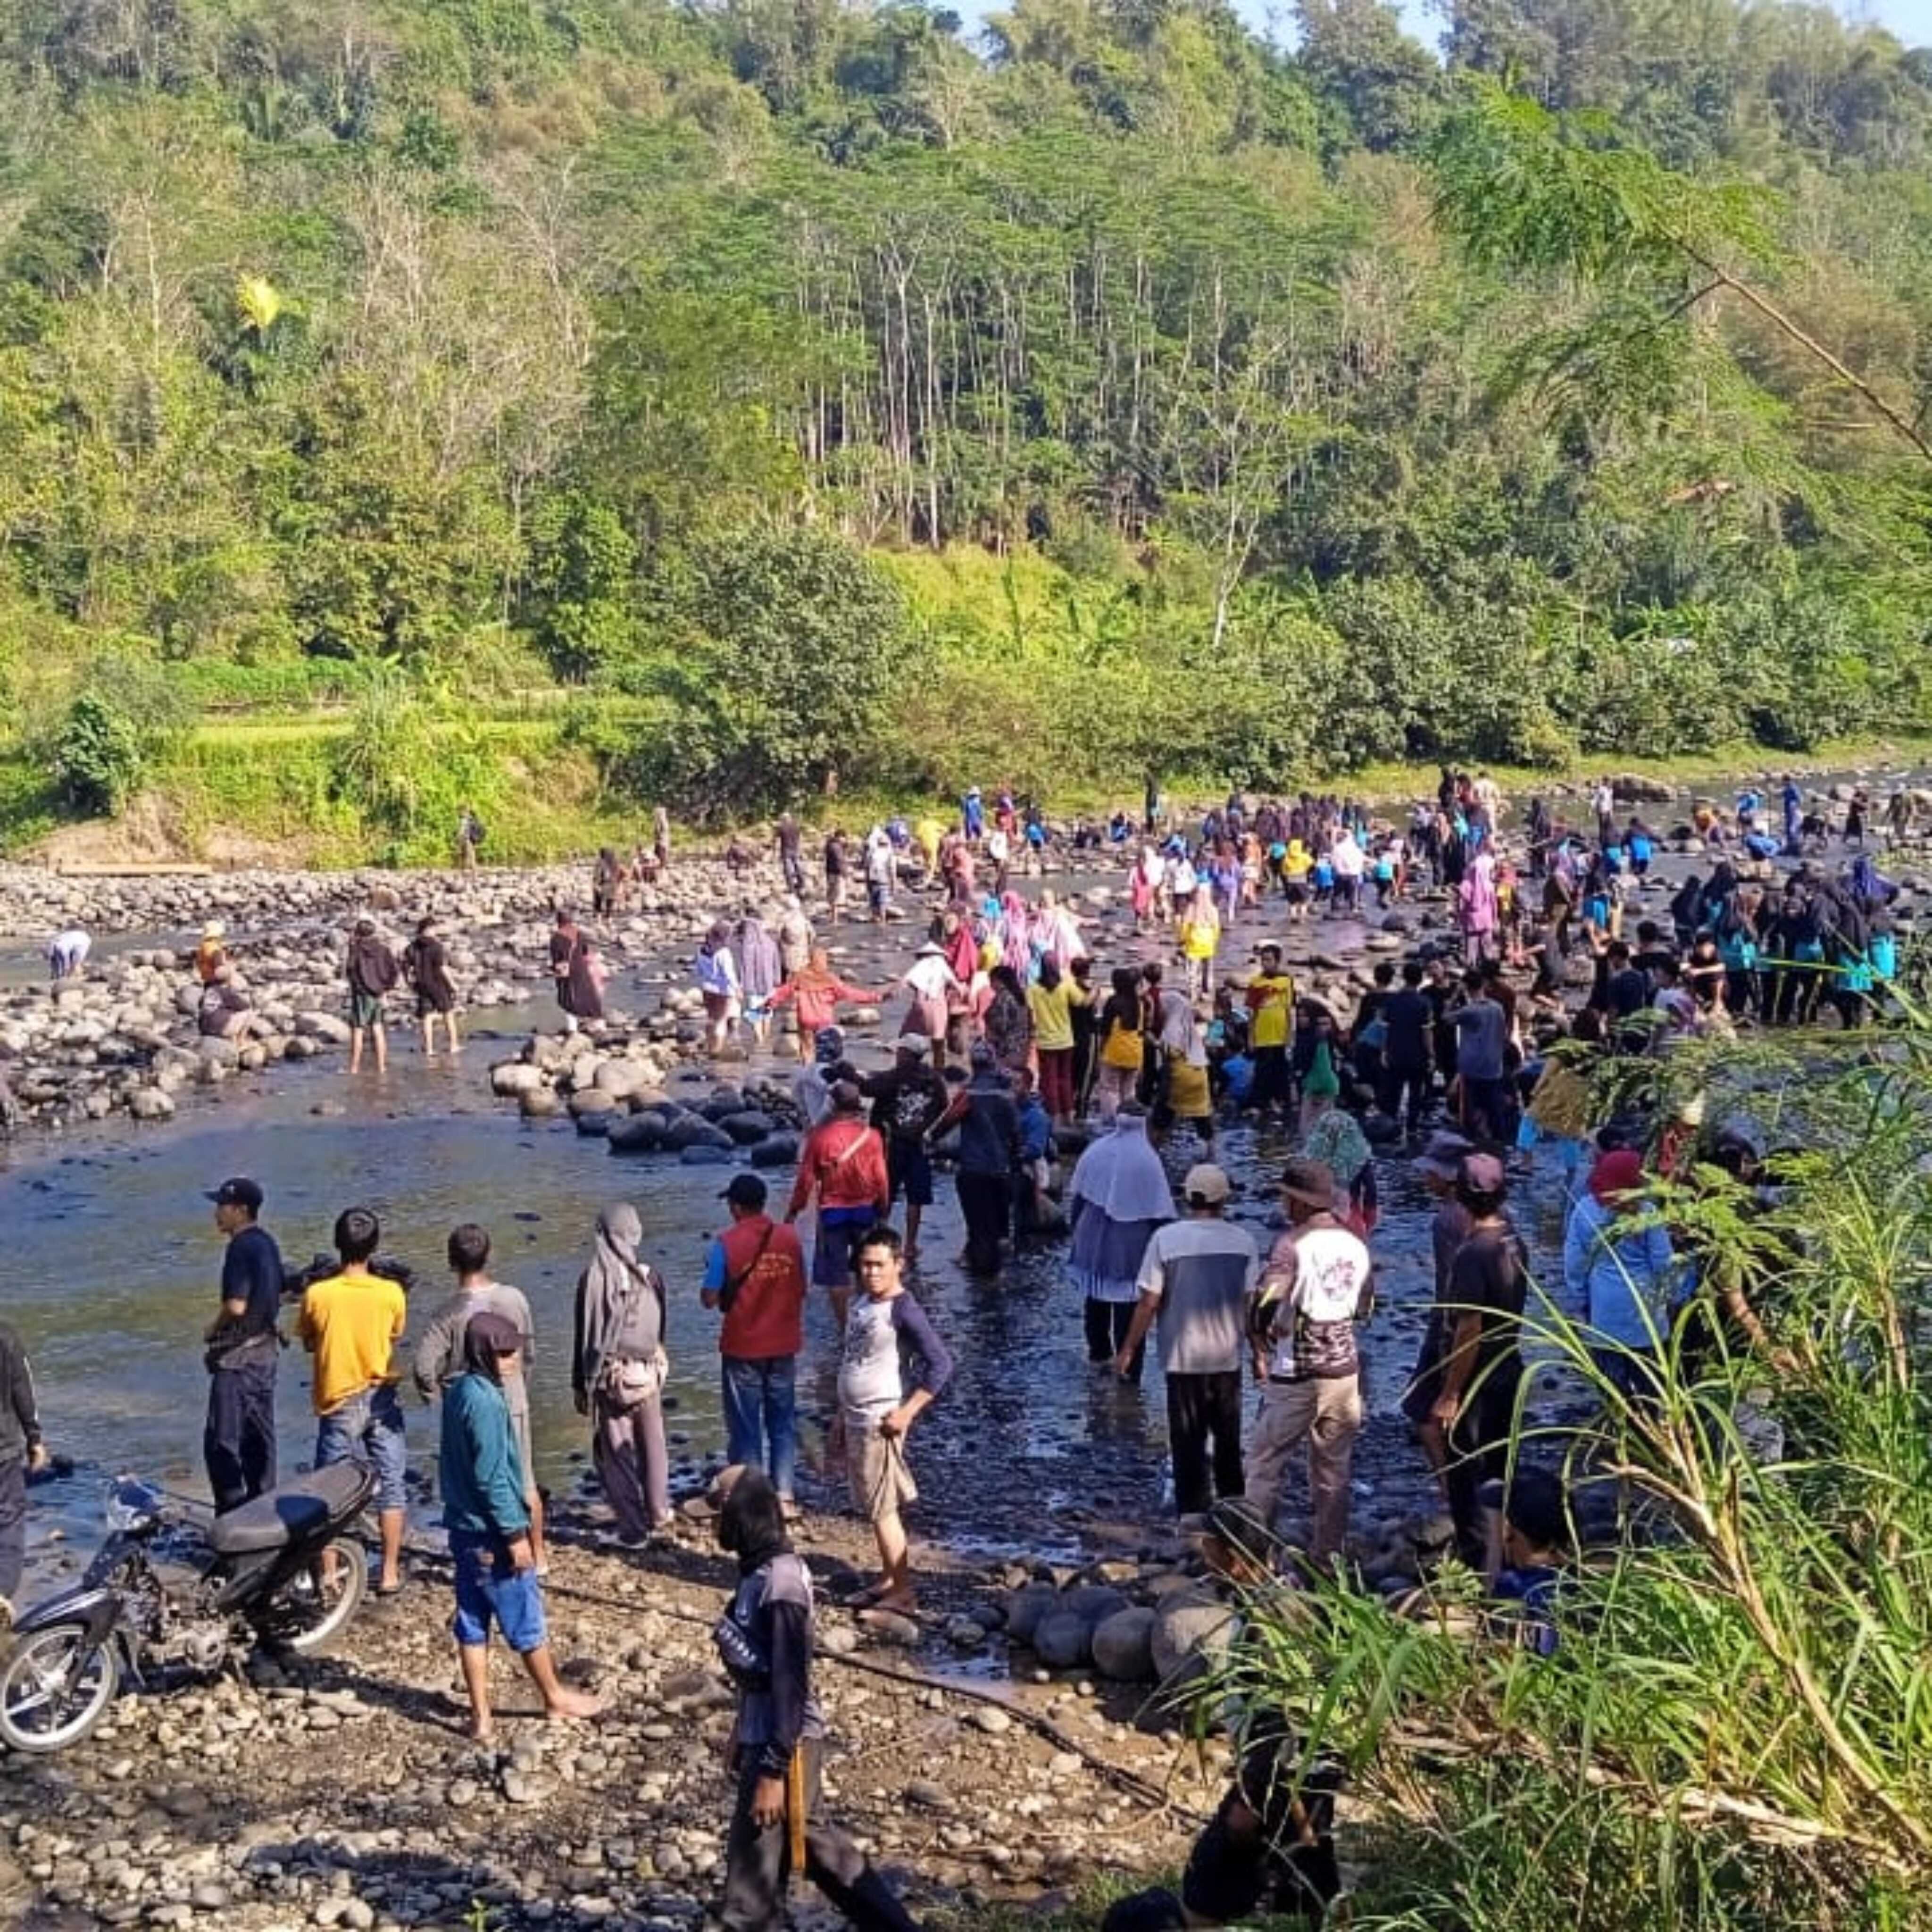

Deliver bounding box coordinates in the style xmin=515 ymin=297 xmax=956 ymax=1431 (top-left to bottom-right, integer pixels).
xmin=813 ymin=1205 xmax=877 ymax=1289
xmin=449 ymin=1528 xmax=546 ymax=1651
xmin=844 ymin=1414 xmax=917 ymax=1524
xmin=349 ymin=991 xmax=384 ymax=1030
xmin=416 ymin=991 xmax=453 ymax=1018
xmin=315 ymin=1382 xmax=408 ymax=1513
xmin=888 ymin=1137 xmax=934 ymax=1208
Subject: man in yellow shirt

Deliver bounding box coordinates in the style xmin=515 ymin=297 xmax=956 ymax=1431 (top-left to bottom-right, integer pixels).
xmin=300 ymin=1206 xmax=408 ymax=1594
xmin=1245 ymin=944 xmax=1296 ymax=1121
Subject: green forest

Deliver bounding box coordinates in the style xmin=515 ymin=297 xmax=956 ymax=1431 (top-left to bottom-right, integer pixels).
xmin=3 ymin=0 xmax=1932 ymax=858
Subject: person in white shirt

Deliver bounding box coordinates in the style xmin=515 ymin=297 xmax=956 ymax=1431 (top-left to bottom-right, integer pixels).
xmin=47 ymin=929 xmax=91 ymax=980
xmin=1245 ymin=1157 xmax=1372 ymax=1563
xmin=1116 ymin=1164 xmax=1259 ymax=1516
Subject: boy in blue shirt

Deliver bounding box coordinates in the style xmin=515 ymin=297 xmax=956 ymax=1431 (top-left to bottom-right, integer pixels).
xmin=441 ymin=1312 xmax=602 ymax=1740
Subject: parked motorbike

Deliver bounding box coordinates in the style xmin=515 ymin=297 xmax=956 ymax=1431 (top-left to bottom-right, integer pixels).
xmin=0 ymin=1463 xmax=373 ymax=1753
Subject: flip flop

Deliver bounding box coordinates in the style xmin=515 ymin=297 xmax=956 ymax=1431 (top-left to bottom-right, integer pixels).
xmin=374 ymin=1578 xmax=406 ymax=1599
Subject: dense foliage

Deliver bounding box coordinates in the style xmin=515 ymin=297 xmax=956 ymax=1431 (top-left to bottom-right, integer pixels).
xmin=2 ymin=0 xmax=1932 ymax=822
xmin=1205 ymin=1017 xmax=1932 ymax=1930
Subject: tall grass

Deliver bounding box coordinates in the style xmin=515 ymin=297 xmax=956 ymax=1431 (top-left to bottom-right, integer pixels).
xmin=1200 ymin=1017 xmax=1932 ymax=1931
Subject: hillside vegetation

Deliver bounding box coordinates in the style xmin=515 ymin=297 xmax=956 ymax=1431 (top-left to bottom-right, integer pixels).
xmin=3 ymin=0 xmax=1932 ymax=858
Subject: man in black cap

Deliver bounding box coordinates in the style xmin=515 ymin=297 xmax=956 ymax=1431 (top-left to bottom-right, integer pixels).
xmin=203 ymin=1177 xmax=284 ymax=1514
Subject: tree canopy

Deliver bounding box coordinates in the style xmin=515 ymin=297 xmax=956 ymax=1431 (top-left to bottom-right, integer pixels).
xmin=1 ymin=0 xmax=1931 ymax=815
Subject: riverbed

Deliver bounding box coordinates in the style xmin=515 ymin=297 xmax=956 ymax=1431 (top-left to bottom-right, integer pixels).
xmin=5 ymin=758 xmax=1923 ymax=1598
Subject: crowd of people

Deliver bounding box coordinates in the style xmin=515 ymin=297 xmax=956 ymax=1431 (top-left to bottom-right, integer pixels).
xmin=4 ymin=762 xmax=1917 ymax=1932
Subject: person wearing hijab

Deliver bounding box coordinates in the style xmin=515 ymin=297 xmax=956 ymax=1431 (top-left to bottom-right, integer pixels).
xmin=697 ymin=922 xmax=743 ymax=1055
xmin=736 ymin=912 xmax=783 ymax=1049
xmin=1301 ymin=1093 xmax=1378 ymax=1234
xmin=769 ymin=949 xmax=890 ymax=1068
xmin=1562 ymin=1148 xmax=1674 ymax=1402
xmin=1066 ymin=1102 xmax=1176 ymax=1380
xmin=711 ymin=1464 xmax=924 ymax=1930
xmin=571 ymin=1205 xmax=673 ymax=1543
xmin=441 ymin=1312 xmax=603 ymax=1740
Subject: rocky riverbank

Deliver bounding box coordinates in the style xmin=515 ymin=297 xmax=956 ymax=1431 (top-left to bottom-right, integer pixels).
xmin=0 ymin=858 xmax=801 ymax=1138
xmin=1 ymin=1486 xmax=1250 ymax=1932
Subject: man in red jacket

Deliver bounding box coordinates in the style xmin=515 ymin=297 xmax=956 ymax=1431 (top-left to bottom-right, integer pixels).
xmin=704 ymin=1176 xmax=809 ymax=1516
xmin=785 ymin=1083 xmax=890 ymax=1324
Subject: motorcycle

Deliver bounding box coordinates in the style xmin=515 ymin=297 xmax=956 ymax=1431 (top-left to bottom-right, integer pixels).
xmin=0 ymin=1462 xmax=374 ymax=1754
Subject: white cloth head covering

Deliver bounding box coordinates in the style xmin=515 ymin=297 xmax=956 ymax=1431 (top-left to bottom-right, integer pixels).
xmin=1067 ymin=1115 xmax=1176 ymax=1223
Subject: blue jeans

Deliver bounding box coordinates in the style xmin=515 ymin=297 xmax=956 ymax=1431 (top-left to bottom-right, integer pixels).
xmin=316 ymin=1382 xmax=407 ymax=1512
xmin=721 ymin=1356 xmax=798 ymax=1499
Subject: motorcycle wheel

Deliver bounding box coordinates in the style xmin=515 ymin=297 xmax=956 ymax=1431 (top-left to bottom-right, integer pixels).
xmin=257 ymin=1537 xmax=367 ymax=1656
xmin=0 ymin=1624 xmax=119 ymax=1753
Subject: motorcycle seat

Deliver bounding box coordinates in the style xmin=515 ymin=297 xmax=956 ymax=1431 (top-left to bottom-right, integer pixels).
xmin=207 ymin=1462 xmax=367 ymax=1556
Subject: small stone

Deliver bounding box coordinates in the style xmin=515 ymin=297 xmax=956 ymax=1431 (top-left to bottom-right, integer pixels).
xmin=969 ymin=1707 xmax=1011 ymax=1736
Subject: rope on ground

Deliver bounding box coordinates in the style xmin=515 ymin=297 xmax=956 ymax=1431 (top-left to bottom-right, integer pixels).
xmin=537 ymin=1559 xmax=1208 ymax=1825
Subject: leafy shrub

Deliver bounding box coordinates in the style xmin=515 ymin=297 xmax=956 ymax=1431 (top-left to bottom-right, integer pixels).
xmin=46 ymin=653 xmax=193 ymax=815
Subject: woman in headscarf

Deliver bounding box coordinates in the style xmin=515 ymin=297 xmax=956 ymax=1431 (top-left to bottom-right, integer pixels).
xmin=1066 ymin=1103 xmax=1175 ymax=1381
xmin=1034 ymin=890 xmax=1086 ymax=976
xmin=736 ymin=912 xmax=783 ymax=1049
xmin=1562 ymin=1148 xmax=1673 ymax=1402
xmin=1301 ymin=1091 xmax=1378 ymax=1235
xmin=696 ymin=922 xmax=741 ymax=1055
xmin=983 ymin=964 xmax=1034 ymax=1080
xmin=769 ymin=949 xmax=891 ymax=1067
xmin=997 ymin=891 xmax=1032 ymax=982
xmin=571 ymin=1205 xmax=673 ymax=1543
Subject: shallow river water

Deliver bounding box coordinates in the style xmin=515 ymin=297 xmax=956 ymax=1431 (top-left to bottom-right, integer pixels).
xmin=15 ymin=759 xmax=1915 ymax=1596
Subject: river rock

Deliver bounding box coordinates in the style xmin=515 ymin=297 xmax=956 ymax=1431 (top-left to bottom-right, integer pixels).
xmin=606 ymin=1115 xmax=662 ymax=1154
xmin=491 ymin=1061 xmax=548 ymax=1097
xmin=678 ymin=1142 xmax=733 ymax=1166
xmin=1091 ymin=1607 xmax=1157 ymax=1682
xmin=520 ymin=1086 xmax=559 ymax=1117
xmin=1033 ymin=1611 xmax=1092 ymax=1670
xmin=1150 ymin=1587 xmax=1236 ymax=1683
xmin=127 ymin=1086 xmax=176 ymax=1121
xmin=574 ymin=1111 xmax=613 ymax=1137
xmin=749 ymin=1133 xmax=799 ymax=1168
xmin=1005 ymin=1583 xmax=1059 ymax=1645
xmin=717 ymin=1110 xmax=775 ymax=1145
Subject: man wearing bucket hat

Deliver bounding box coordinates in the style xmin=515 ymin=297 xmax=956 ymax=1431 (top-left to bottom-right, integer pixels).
xmin=1245 ymin=1158 xmax=1373 ymax=1564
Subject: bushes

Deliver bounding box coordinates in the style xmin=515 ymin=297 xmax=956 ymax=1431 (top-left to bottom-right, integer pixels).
xmin=45 ymin=653 xmax=192 ymax=813
xmin=1199 ymin=1028 xmax=1932 ymax=1930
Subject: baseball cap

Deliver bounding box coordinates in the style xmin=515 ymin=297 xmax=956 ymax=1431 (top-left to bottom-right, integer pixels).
xmin=896 ymin=1032 xmax=931 ymax=1056
xmin=829 ymin=1079 xmax=865 ymax=1113
xmin=1414 ymin=1132 xmax=1475 ymax=1183
xmin=1183 ymin=1163 xmax=1231 ymax=1206
xmin=720 ymin=1174 xmax=768 ymax=1210
xmin=206 ymin=1177 xmax=264 ymax=1212
xmin=1461 ymin=1151 xmax=1507 ymax=1194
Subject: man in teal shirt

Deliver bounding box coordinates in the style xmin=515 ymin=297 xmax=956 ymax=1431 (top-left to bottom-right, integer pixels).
xmin=440 ymin=1313 xmax=602 ymax=1741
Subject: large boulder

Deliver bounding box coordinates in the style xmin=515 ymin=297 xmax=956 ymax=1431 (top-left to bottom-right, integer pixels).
xmin=679 ymin=1142 xmax=734 ymax=1166
xmin=1091 ymin=1607 xmax=1157 ymax=1683
xmin=574 ymin=1111 xmax=614 ymax=1138
xmin=666 ymin=1114 xmax=733 ymax=1153
xmin=1004 ymin=1583 xmax=1058 ymax=1646
xmin=718 ymin=1110 xmax=777 ymax=1146
xmin=594 ymin=1059 xmax=653 ymax=1102
xmin=749 ymin=1133 xmax=800 ymax=1169
xmin=1033 ymin=1611 xmax=1092 ymax=1670
xmin=1150 ymin=1586 xmax=1237 ymax=1684
xmin=491 ymin=1062 xmax=548 ymax=1097
xmin=607 ymin=1115 xmax=664 ymax=1155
